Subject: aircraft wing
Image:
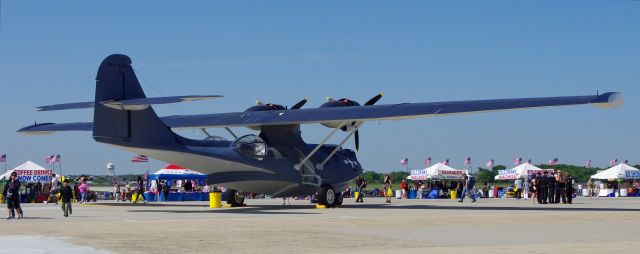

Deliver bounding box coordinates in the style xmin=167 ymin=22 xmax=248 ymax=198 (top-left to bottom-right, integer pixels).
xmin=18 ymin=92 xmax=622 ymax=134
xmin=163 ymin=92 xmax=621 ymax=129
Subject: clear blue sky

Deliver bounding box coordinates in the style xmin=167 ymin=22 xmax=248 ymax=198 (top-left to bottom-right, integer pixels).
xmin=0 ymin=1 xmax=638 ymax=175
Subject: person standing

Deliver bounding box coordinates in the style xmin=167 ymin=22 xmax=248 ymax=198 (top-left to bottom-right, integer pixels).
xmin=458 ymin=173 xmax=477 ymax=203
xmin=3 ymin=172 xmax=23 ymax=219
xmin=523 ymin=178 xmax=530 ymax=200
xmin=540 ymin=171 xmax=549 ymax=204
xmin=565 ymin=171 xmax=574 ymax=204
xmin=383 ymin=174 xmax=392 ymax=203
xmin=514 ymin=178 xmax=523 ymax=200
xmin=79 ymin=178 xmax=89 ymax=204
xmin=354 ymin=176 xmax=365 ymax=203
xmin=547 ymin=172 xmax=556 ymax=204
xmin=133 ymin=176 xmax=147 ymax=204
xmin=59 ymin=179 xmax=73 ymax=217
xmin=50 ymin=173 xmax=59 ymax=205
xmin=400 ymin=180 xmax=407 ymax=199
xmin=556 ymin=170 xmax=566 ymax=204
xmin=161 ymin=180 xmax=170 ymax=202
xmin=114 ymin=184 xmax=121 ymax=202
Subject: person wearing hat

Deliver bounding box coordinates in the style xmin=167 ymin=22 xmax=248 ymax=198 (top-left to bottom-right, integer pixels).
xmin=3 ymin=172 xmax=23 ymax=219
xmin=535 ymin=172 xmax=543 ymax=204
xmin=564 ymin=171 xmax=574 ymax=204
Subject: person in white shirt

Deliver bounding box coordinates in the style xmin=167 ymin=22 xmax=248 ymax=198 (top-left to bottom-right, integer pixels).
xmin=50 ymin=174 xmax=59 ymax=205
xmin=514 ymin=178 xmax=523 ymax=199
xmin=523 ymin=178 xmax=530 ymax=200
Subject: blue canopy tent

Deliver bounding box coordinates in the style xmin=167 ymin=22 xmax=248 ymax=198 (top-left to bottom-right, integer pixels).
xmin=145 ymin=165 xmax=208 ymax=201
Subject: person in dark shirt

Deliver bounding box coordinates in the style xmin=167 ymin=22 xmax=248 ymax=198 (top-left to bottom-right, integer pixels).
xmin=161 ymin=180 xmax=170 ymax=202
xmin=565 ymin=171 xmax=574 ymax=204
xmin=133 ymin=176 xmax=147 ymax=204
xmin=3 ymin=172 xmax=23 ymax=219
xmin=355 ymin=176 xmax=367 ymax=203
xmin=59 ymin=179 xmax=73 ymax=217
xmin=548 ymin=173 xmax=556 ymax=204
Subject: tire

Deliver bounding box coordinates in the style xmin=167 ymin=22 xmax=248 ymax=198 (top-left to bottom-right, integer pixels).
xmin=226 ymin=189 xmax=245 ymax=207
xmin=317 ymin=185 xmax=336 ymax=207
xmin=334 ymin=192 xmax=344 ymax=207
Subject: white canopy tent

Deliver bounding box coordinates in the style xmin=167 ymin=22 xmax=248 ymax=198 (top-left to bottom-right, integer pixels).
xmin=590 ymin=163 xmax=640 ymax=180
xmin=408 ymin=163 xmax=466 ymax=180
xmin=0 ymin=161 xmax=54 ymax=183
xmin=494 ymin=163 xmax=554 ymax=180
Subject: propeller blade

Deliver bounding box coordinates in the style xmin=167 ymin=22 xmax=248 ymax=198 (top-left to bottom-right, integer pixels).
xmin=364 ymin=93 xmax=384 ymax=105
xmin=355 ymin=130 xmax=360 ymax=151
xmin=290 ymin=99 xmax=308 ymax=110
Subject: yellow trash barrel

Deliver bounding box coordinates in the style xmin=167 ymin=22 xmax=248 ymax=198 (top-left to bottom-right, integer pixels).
xmin=209 ymin=191 xmax=222 ymax=208
xmin=450 ymin=190 xmax=458 ymax=200
xmin=0 ymin=193 xmax=4 ymax=204
xmin=354 ymin=192 xmax=360 ymax=200
xmin=131 ymin=193 xmax=139 ymax=203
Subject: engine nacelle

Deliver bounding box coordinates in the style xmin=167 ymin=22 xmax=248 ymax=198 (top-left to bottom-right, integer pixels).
xmin=320 ymin=98 xmax=360 ymax=131
xmin=244 ymin=101 xmax=287 ymax=131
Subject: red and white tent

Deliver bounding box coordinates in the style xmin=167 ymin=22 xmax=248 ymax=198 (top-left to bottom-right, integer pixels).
xmin=148 ymin=165 xmax=207 ymax=180
xmin=0 ymin=161 xmax=54 ymax=183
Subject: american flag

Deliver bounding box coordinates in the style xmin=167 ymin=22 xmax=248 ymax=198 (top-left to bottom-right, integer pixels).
xmin=50 ymin=154 xmax=61 ymax=163
xmin=624 ymin=160 xmax=629 ymax=165
xmin=443 ymin=159 xmax=450 ymax=166
xmin=132 ymin=155 xmax=149 ymax=163
xmin=486 ymin=159 xmax=494 ymax=168
xmin=400 ymin=158 xmax=408 ymax=166
xmin=527 ymin=159 xmax=532 ymax=164
xmin=45 ymin=155 xmax=55 ymax=163
xmin=585 ymin=160 xmax=592 ymax=168
xmin=513 ymin=157 xmax=522 ymax=165
xmin=610 ymin=159 xmax=618 ymax=166
xmin=0 ymin=154 xmax=6 ymax=163
xmin=549 ymin=158 xmax=558 ymax=166
xmin=464 ymin=157 xmax=471 ymax=165
xmin=424 ymin=157 xmax=431 ymax=166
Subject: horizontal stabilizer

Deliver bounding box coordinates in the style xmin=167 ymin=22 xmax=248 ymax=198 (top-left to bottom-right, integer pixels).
xmin=37 ymin=95 xmax=223 ymax=111
xmin=18 ymin=122 xmax=93 ymax=135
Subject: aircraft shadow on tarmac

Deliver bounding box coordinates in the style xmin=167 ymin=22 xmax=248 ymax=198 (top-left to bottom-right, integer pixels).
xmin=95 ymin=202 xmax=640 ymax=214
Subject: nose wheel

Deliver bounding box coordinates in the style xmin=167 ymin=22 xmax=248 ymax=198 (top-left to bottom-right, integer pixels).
xmin=226 ymin=189 xmax=245 ymax=207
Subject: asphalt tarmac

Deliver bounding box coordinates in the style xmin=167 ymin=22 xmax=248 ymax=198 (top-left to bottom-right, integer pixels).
xmin=2 ymin=197 xmax=639 ymax=254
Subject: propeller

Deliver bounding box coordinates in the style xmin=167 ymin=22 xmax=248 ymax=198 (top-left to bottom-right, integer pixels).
xmin=290 ymin=98 xmax=308 ymax=109
xmin=355 ymin=93 xmax=383 ymax=151
xmin=364 ymin=93 xmax=383 ymax=106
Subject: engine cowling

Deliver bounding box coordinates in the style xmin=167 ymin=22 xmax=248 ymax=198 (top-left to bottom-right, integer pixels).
xmin=244 ymin=101 xmax=286 ymax=131
xmin=320 ymin=98 xmax=360 ymax=131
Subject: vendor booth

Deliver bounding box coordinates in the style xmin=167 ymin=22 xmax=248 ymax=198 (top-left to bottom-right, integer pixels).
xmin=144 ymin=165 xmax=209 ymax=201
xmin=0 ymin=161 xmax=55 ymax=203
xmin=0 ymin=161 xmax=54 ymax=183
xmin=408 ymin=163 xmax=466 ymax=199
xmin=494 ymin=163 xmax=554 ymax=181
xmin=590 ymin=163 xmax=640 ymax=197
xmin=409 ymin=163 xmax=466 ymax=180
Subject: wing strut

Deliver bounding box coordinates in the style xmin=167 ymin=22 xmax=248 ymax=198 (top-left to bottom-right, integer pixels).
xmin=294 ymin=121 xmax=347 ymax=171
xmin=317 ymin=124 xmax=362 ymax=170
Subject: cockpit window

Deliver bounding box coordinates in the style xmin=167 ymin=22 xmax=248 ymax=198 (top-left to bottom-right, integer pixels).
xmin=232 ymin=134 xmax=267 ymax=160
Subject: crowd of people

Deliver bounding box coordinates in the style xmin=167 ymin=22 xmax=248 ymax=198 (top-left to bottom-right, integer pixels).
xmin=527 ymin=170 xmax=575 ymax=204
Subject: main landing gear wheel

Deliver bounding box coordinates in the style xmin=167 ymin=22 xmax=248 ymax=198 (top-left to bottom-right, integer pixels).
xmin=317 ymin=185 xmax=336 ymax=207
xmin=226 ymin=189 xmax=245 ymax=207
xmin=334 ymin=192 xmax=344 ymax=207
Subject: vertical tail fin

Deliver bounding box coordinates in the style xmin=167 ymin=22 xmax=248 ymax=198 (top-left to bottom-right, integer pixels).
xmin=92 ymin=54 xmax=176 ymax=147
